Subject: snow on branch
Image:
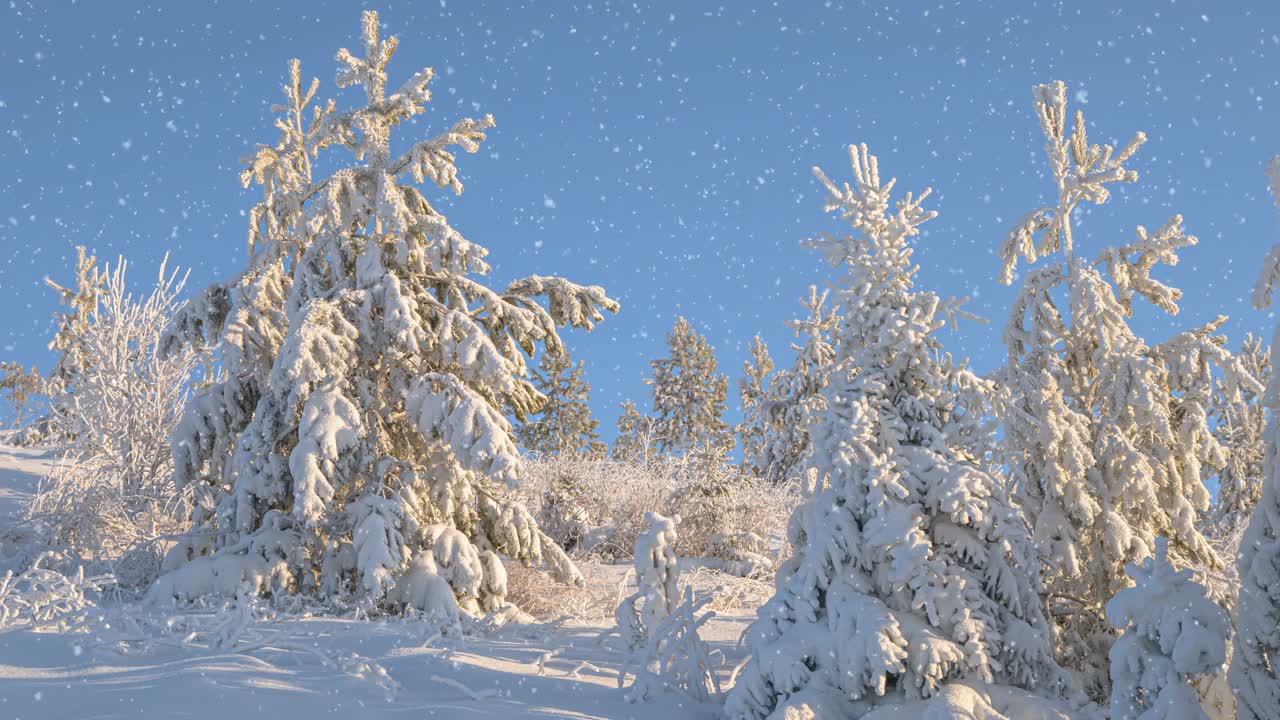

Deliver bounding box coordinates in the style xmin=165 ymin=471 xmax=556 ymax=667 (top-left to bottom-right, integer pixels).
xmin=1093 ymin=215 xmax=1194 ymax=317
xmin=407 ymin=373 xmax=523 ymax=488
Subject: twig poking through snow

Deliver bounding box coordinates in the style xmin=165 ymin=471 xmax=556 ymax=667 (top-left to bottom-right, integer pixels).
xmin=535 ymin=649 xmax=561 ymax=676
xmin=430 ymin=674 xmax=500 ymax=701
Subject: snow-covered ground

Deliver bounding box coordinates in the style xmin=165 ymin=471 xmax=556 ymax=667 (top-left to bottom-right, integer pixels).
xmin=0 ymin=445 xmax=752 ymax=719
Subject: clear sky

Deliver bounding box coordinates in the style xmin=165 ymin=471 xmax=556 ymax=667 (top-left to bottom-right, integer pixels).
xmin=3 ymin=1 xmax=1279 ymax=439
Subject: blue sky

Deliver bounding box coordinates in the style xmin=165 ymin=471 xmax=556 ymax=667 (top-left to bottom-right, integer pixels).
xmin=2 ymin=1 xmax=1279 ymax=439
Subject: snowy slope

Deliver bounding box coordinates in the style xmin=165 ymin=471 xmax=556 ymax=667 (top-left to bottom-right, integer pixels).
xmin=0 ymin=444 xmax=56 ymax=523
xmin=0 ymin=444 xmax=747 ymax=720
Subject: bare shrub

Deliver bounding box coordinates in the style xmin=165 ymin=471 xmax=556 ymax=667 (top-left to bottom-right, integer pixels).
xmin=501 ymin=560 xmax=625 ymax=621
xmin=517 ymin=454 xmax=797 ymax=571
xmin=681 ymin=565 xmax=774 ymax=614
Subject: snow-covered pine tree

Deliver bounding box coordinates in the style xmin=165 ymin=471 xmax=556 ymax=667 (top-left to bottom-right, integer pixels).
xmin=151 ymin=12 xmax=617 ymax=614
xmin=1230 ymin=155 xmax=1280 ymax=720
xmin=752 ymin=286 xmax=838 ymax=487
xmin=646 ymin=317 xmax=732 ymax=461
xmin=611 ymin=398 xmax=655 ymax=463
xmin=45 ymin=246 xmax=104 ymax=393
xmin=736 ymin=336 xmax=774 ymax=477
xmin=1107 ymin=538 xmax=1230 ymax=720
xmin=516 ymin=349 xmax=606 ymax=459
xmin=24 ymin=245 xmax=108 ymax=444
xmin=996 ymin=81 xmax=1257 ymax=700
xmin=726 ymin=144 xmax=1062 ymax=719
xmin=0 ymin=362 xmax=42 ymax=430
xmin=1207 ymin=333 xmax=1270 ymax=536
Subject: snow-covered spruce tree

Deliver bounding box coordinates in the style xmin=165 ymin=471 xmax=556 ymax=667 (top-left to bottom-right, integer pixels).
xmin=996 ymin=81 xmax=1257 ymax=699
xmin=1206 ymin=333 xmax=1270 ymax=536
xmin=515 ymin=349 xmax=606 ymax=459
xmin=752 ymin=286 xmax=838 ymax=487
xmin=1107 ymin=538 xmax=1230 ymax=720
xmin=1231 ymin=155 xmax=1280 ymax=720
xmin=151 ymin=12 xmax=617 ymax=614
xmin=646 ymin=317 xmax=733 ymax=461
xmin=726 ymin=144 xmax=1062 ymax=719
xmin=736 ymin=336 xmax=774 ymax=477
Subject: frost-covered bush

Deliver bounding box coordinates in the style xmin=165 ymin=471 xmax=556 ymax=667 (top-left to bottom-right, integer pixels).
xmin=614 ymin=512 xmax=680 ymax=648
xmin=152 ymin=13 xmax=616 ymax=613
xmin=621 ymin=585 xmax=721 ymax=704
xmin=522 ymin=456 xmax=671 ymax=559
xmin=24 ymin=256 xmax=200 ymax=588
xmin=614 ymin=513 xmax=721 ymax=704
xmin=0 ymin=552 xmax=113 ymax=631
xmin=500 ymin=559 xmax=623 ymax=620
xmin=517 ymin=454 xmax=795 ymax=569
xmin=1107 ymin=539 xmax=1230 ymax=720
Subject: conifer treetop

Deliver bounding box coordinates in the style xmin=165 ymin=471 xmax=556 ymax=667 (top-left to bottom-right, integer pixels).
xmin=999 ymin=80 xmax=1146 ymax=279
